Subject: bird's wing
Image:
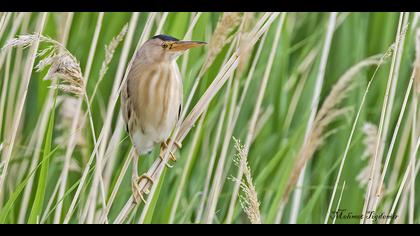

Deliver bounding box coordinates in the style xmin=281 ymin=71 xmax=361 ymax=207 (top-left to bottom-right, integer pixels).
xmin=172 ymin=61 xmax=183 ymax=122
xmin=121 ymin=58 xmax=143 ymax=134
xmin=121 ymin=80 xmax=130 ymax=133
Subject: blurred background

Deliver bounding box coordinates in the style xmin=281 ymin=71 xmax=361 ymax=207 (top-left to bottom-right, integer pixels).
xmin=0 ymin=12 xmax=419 ymax=224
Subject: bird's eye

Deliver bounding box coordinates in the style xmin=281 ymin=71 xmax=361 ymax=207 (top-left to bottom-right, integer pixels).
xmin=162 ymin=43 xmax=168 ymax=49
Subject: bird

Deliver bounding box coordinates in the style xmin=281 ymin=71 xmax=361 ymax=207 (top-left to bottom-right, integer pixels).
xmin=120 ymin=34 xmax=206 ymax=203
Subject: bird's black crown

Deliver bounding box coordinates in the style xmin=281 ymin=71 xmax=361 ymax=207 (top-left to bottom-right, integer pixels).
xmin=152 ymin=34 xmax=179 ymax=41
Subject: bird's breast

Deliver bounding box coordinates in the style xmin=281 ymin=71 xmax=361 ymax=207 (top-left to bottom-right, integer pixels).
xmin=134 ymin=62 xmax=182 ymax=141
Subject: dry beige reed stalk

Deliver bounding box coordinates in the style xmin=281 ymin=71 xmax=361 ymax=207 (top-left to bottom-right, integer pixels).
xmin=287 ymin=13 xmax=338 ymax=224
xmin=386 ymin=138 xmax=420 ymax=224
xmin=225 ymin=14 xmax=285 ymax=224
xmin=0 ymin=50 xmax=11 ymax=139
xmin=164 ymin=16 xmax=279 ymax=222
xmin=231 ymin=137 xmax=261 ymax=224
xmin=202 ymin=12 xmax=241 ymax=72
xmin=409 ymin=27 xmax=420 ymax=224
xmin=324 ymin=45 xmax=398 ymax=224
xmin=283 ymin=56 xmax=382 ymax=203
xmin=362 ymin=15 xmax=409 ymax=223
xmin=0 ymin=12 xmax=47 ymax=206
xmin=61 ymin=22 xmax=127 ymax=203
xmin=61 ymin=24 xmax=128 ymax=188
xmin=0 ymin=13 xmax=11 ymax=38
xmin=53 ymin=13 xmax=68 ymax=40
xmin=195 ymin=28 xmax=268 ymax=223
xmin=168 ymin=110 xmax=208 ymax=223
xmin=184 ymin=13 xmax=241 ymax=122
xmin=16 ymin=13 xmax=73 ymax=223
xmin=368 ymin=25 xmax=420 ymax=222
xmin=0 ymin=13 xmax=26 ymax=72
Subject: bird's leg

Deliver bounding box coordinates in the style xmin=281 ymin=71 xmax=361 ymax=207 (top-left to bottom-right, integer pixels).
xmin=131 ymin=155 xmax=154 ymax=204
xmin=132 ymin=174 xmax=154 ymax=204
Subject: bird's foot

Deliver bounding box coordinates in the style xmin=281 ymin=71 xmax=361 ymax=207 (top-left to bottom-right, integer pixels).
xmin=159 ymin=154 xmax=174 ymax=168
xmin=161 ymin=139 xmax=181 ymax=163
xmin=166 ymin=138 xmax=182 ymax=149
xmin=132 ymin=174 xmax=154 ymax=204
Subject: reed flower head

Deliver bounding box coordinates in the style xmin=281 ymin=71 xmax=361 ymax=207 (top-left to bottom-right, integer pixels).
xmin=231 ymin=137 xmax=261 ymax=224
xmin=99 ymin=24 xmax=128 ymax=81
xmin=55 ymin=95 xmax=86 ymax=147
xmin=38 ymin=52 xmax=84 ymax=96
xmin=202 ymin=12 xmax=241 ymax=72
xmin=357 ymin=122 xmax=380 ymax=187
xmin=284 ymin=56 xmax=382 ymax=202
xmin=237 ymin=13 xmax=256 ymax=74
xmin=2 ymin=34 xmax=41 ymax=50
xmin=3 ymin=33 xmax=85 ymax=97
xmin=357 ymin=122 xmax=386 ymax=204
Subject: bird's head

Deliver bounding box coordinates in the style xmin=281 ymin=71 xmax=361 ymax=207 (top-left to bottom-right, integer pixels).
xmin=140 ymin=34 xmax=207 ymax=63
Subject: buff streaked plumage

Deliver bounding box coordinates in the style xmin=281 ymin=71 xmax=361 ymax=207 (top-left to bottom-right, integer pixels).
xmin=122 ymin=59 xmax=182 ymax=155
xmin=120 ymin=34 xmax=206 ymax=204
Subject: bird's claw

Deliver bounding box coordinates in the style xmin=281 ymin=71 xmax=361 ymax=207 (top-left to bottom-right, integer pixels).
xmin=173 ymin=141 xmax=182 ymax=149
xmin=159 ymin=154 xmax=175 ymax=168
xmin=162 ymin=139 xmax=183 ymax=150
xmin=132 ymin=174 xmax=154 ymax=204
xmin=160 ymin=139 xmax=181 ymax=166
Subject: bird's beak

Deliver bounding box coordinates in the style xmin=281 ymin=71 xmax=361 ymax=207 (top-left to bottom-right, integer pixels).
xmin=170 ymin=40 xmax=207 ymax=51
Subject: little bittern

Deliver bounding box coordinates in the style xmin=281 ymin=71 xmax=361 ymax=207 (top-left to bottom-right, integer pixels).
xmin=121 ymin=34 xmax=206 ymax=203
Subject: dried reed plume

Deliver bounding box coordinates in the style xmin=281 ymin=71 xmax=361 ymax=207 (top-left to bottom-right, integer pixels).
xmin=2 ymin=34 xmax=43 ymax=49
xmin=38 ymin=53 xmax=84 ymax=96
xmin=237 ymin=13 xmax=256 ymax=74
xmin=357 ymin=123 xmax=386 ymax=211
xmin=2 ymin=33 xmax=84 ymax=97
xmin=90 ymin=23 xmax=128 ymax=102
xmin=55 ymin=96 xmax=86 ymax=147
xmin=357 ymin=123 xmax=381 ymax=188
xmin=283 ymin=55 xmax=382 ymax=203
xmin=231 ymin=137 xmax=261 ymax=224
xmin=202 ymin=12 xmax=241 ymax=72
xmin=361 ymin=123 xmax=378 ymax=161
xmin=99 ymin=24 xmax=128 ymax=82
